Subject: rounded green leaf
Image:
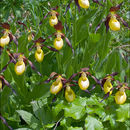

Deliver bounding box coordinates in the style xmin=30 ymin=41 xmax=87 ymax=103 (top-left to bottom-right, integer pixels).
xmin=85 ymin=116 xmax=103 ymax=130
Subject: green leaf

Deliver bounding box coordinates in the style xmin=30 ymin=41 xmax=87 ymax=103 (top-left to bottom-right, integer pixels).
xmin=86 ymin=107 xmax=106 ymax=119
xmin=85 ymin=116 xmax=103 ymax=130
xmin=89 ymin=33 xmax=101 ymax=43
xmin=68 ymin=126 xmax=83 ymax=130
xmin=31 ymin=97 xmax=52 ymax=124
xmin=53 ymin=100 xmax=65 ymax=117
xmin=74 ymin=9 xmax=99 ymax=44
xmin=64 ymin=102 xmax=86 ymax=120
xmin=116 ymin=103 xmax=130 ymax=122
xmin=18 ymin=34 xmax=28 ymax=57
xmin=100 ymin=49 xmax=128 ymax=76
xmin=0 ymin=87 xmax=11 ymax=112
xmin=86 ymin=95 xmax=104 ymax=107
xmin=31 ymin=96 xmax=56 ymax=125
xmin=96 ymin=28 xmax=111 ymax=67
xmin=31 ymin=100 xmax=46 ymax=121
xmin=45 ymin=123 xmax=55 ymax=128
xmin=29 ymin=83 xmax=50 ymax=100
xmin=65 ymin=65 xmax=74 ymax=78
xmin=17 ymin=110 xmax=41 ymax=129
xmin=53 ymin=97 xmax=87 ymax=120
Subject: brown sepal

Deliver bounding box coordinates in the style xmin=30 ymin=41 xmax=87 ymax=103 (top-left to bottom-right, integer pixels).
xmin=54 ymin=21 xmax=64 ymax=31
xmin=44 ymin=72 xmax=58 ymax=83
xmin=81 ymin=67 xmax=89 ymax=72
xmin=50 ymin=72 xmax=58 ymax=78
xmin=27 ymin=59 xmax=42 ymax=76
xmin=64 ymin=73 xmax=78 ymax=84
xmin=6 ymin=50 xmax=17 ymax=64
xmin=105 ymin=15 xmax=111 ymax=32
xmin=17 ymin=21 xmax=28 ymax=30
xmin=110 ymin=2 xmax=123 ymax=12
xmin=65 ymin=37 xmax=74 ymax=55
xmin=101 ymin=78 xmax=107 ymax=86
xmin=115 ymin=14 xmax=129 ymax=28
xmin=60 ymin=33 xmax=74 ymax=54
xmin=34 ymin=37 xmax=46 ymax=43
xmin=8 ymin=33 xmax=18 ymax=52
xmin=1 ymin=23 xmax=10 ymax=30
xmin=43 ymin=45 xmax=59 ymax=52
xmin=74 ymin=0 xmax=80 ymax=12
xmin=0 ymin=75 xmax=16 ymax=95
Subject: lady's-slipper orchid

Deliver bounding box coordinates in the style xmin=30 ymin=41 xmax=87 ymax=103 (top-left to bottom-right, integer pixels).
xmin=105 ymin=3 xmax=129 ymax=32
xmin=49 ymin=21 xmax=74 ymax=54
xmin=0 ymin=23 xmax=18 ymax=51
xmin=29 ymin=37 xmax=59 ymax=62
xmin=0 ymin=50 xmax=42 ymax=76
xmin=64 ymin=0 xmax=103 ymax=14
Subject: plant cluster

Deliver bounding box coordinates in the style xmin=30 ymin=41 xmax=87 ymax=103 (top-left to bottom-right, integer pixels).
xmin=0 ymin=0 xmax=129 ymax=129
xmin=45 ymin=69 xmax=130 ymax=104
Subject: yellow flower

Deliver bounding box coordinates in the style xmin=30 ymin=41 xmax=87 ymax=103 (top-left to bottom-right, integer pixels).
xmin=78 ymin=0 xmax=90 ymax=9
xmin=109 ymin=17 xmax=120 ymax=31
xmin=14 ymin=55 xmax=25 ymax=75
xmin=0 ymin=80 xmax=2 ymax=91
xmin=103 ymin=78 xmax=113 ymax=95
xmin=50 ymin=76 xmax=63 ymax=94
xmin=49 ymin=16 xmax=58 ymax=27
xmin=78 ymin=72 xmax=89 ymax=90
xmin=115 ymin=87 xmax=126 ymax=105
xmin=35 ymin=45 xmax=44 ymax=62
xmin=53 ymin=37 xmax=63 ymax=50
xmin=65 ymin=85 xmax=75 ymax=102
xmin=0 ymin=35 xmax=10 ymax=47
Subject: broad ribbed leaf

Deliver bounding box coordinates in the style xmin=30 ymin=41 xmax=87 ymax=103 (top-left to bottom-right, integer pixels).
xmin=86 ymin=95 xmax=104 ymax=107
xmin=53 ymin=97 xmax=87 ymax=120
xmin=85 ymin=116 xmax=103 ymax=130
xmin=17 ymin=110 xmax=41 ymax=130
xmin=31 ymin=98 xmax=47 ymax=121
xmin=116 ymin=103 xmax=130 ymax=122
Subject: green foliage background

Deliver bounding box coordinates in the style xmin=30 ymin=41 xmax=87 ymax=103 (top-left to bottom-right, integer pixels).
xmin=0 ymin=0 xmax=129 ymax=129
